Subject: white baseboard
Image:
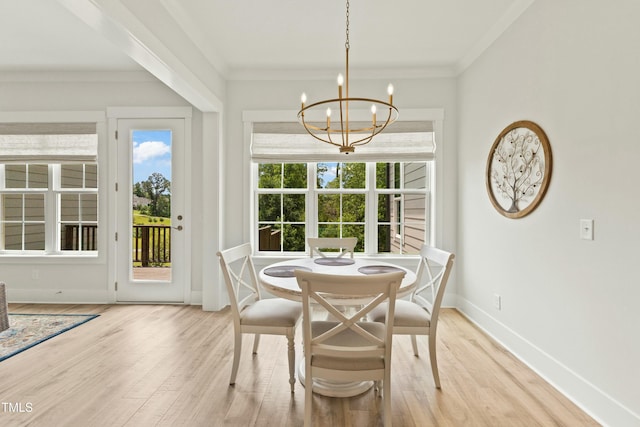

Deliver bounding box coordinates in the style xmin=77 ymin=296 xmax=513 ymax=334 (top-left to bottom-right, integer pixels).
xmin=189 ymin=290 xmax=202 ymax=305
xmin=7 ymin=289 xmax=204 ymax=306
xmin=456 ymin=297 xmax=639 ymax=427
xmin=7 ymin=288 xmax=111 ymax=305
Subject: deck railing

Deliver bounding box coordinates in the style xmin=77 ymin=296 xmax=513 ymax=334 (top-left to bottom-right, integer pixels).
xmin=133 ymin=225 xmax=171 ymax=266
xmin=62 ymin=224 xmax=171 ymax=266
xmin=258 ymin=225 xmax=281 ymax=251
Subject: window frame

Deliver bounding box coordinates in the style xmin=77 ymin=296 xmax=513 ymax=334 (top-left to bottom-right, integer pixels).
xmin=0 ymin=163 xmax=99 ymax=254
xmin=244 ymin=109 xmax=444 ymax=260
xmin=253 ymin=161 xmax=432 ymax=256
xmin=0 ymin=111 xmax=106 ymax=263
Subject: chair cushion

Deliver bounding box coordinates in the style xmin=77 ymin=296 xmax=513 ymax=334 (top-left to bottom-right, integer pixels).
xmin=240 ymin=298 xmax=302 ymax=327
xmin=309 ymin=321 xmax=386 ymax=371
xmin=369 ymin=300 xmax=431 ymax=328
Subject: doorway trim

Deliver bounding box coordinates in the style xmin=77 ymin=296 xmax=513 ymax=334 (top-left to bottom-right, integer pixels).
xmin=107 ymin=107 xmax=192 ymax=304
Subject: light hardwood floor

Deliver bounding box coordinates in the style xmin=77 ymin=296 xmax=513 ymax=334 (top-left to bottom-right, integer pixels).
xmin=0 ymin=304 xmax=599 ymax=426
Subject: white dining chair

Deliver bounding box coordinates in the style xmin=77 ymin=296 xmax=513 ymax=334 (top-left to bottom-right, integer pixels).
xmin=217 ymin=243 xmax=302 ymax=392
xmin=295 ymin=269 xmax=404 ymax=427
xmin=307 ymin=237 xmax=357 ymax=258
xmin=369 ymin=245 xmax=455 ymax=389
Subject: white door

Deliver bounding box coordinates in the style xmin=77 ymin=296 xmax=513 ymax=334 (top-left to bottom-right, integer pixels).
xmin=115 ymin=118 xmax=187 ymax=302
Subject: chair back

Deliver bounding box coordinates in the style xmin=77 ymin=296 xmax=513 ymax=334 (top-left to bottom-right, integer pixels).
xmin=295 ymin=270 xmax=404 ymax=362
xmin=217 ymin=243 xmax=262 ymax=321
xmin=412 ymin=245 xmax=455 ymax=328
xmin=307 ymin=237 xmax=357 ymax=259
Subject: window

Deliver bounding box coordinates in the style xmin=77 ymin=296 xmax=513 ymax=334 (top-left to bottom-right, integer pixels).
xmin=248 ymin=112 xmax=439 ymax=257
xmin=257 ymin=163 xmax=307 ymax=252
xmin=0 ymin=122 xmax=98 ymax=255
xmin=254 ymin=161 xmax=430 ymax=255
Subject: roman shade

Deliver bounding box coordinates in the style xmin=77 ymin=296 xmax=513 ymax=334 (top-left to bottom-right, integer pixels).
xmin=0 ymin=123 xmax=98 ymax=163
xmin=251 ymin=121 xmax=435 ymax=163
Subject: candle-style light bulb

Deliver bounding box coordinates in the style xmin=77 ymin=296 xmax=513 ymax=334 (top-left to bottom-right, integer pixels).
xmin=326 ymin=107 xmax=332 ymax=128
xmin=337 ymin=74 xmax=344 ymax=86
xmin=387 ymin=84 xmax=394 ymax=104
xmin=326 ymin=107 xmax=332 ymax=117
xmin=301 ymin=92 xmax=307 ymax=104
xmin=371 ymin=105 xmax=377 ymax=125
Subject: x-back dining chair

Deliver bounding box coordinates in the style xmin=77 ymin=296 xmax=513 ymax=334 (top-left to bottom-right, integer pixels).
xmin=217 ymin=243 xmax=302 ymax=392
xmin=307 ymin=237 xmax=357 ymax=259
xmin=295 ymin=269 xmax=404 ymax=427
xmin=369 ymin=245 xmax=455 ymax=389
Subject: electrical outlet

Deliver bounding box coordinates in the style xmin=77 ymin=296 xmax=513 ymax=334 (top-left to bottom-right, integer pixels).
xmin=494 ymin=294 xmax=502 ymax=310
xmin=580 ymin=219 xmax=594 ymax=240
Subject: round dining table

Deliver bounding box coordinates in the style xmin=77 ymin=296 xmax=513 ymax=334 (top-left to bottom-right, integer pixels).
xmin=259 ymin=257 xmax=417 ymax=302
xmin=258 ymin=256 xmax=417 ymax=397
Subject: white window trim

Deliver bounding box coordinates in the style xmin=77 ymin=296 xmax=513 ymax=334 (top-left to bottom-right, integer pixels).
xmin=243 ymin=108 xmax=444 ymax=259
xmin=0 ymin=111 xmax=106 ymax=264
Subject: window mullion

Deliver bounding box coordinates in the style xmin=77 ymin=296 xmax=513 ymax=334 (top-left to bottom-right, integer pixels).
xmin=365 ymin=163 xmax=377 ymax=255
xmin=46 ymin=165 xmax=57 ymax=253
xmin=308 ymin=163 xmax=317 ymax=240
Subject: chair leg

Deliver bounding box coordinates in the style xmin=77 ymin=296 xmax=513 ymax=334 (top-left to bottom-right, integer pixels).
xmin=383 ymin=376 xmax=392 ymax=426
xmin=287 ymin=334 xmax=296 ymax=393
xmin=428 ymin=333 xmax=441 ymax=389
xmin=411 ymin=335 xmax=419 ymax=356
xmin=230 ymin=331 xmax=242 ymax=385
xmin=304 ymin=364 xmax=313 ymax=427
xmin=252 ymin=334 xmax=260 ymax=354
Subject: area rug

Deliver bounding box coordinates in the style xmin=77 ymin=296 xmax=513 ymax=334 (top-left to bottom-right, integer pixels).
xmin=0 ymin=313 xmax=98 ymax=362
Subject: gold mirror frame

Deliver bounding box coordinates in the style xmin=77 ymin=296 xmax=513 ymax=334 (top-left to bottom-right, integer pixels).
xmin=486 ymin=120 xmax=552 ymax=219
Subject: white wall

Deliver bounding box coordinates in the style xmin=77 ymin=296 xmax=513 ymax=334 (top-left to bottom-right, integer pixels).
xmin=0 ymin=72 xmax=205 ymax=303
xmin=457 ymin=0 xmax=640 ymax=425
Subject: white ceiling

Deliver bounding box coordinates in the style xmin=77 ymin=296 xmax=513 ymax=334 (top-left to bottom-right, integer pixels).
xmin=0 ymin=0 xmax=534 ymax=79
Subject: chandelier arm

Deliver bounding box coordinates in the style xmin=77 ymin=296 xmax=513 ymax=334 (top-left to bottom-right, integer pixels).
xmin=351 ymin=107 xmax=397 ymax=146
xmin=301 ymin=125 xmax=344 ymax=148
xmin=299 ymin=112 xmax=343 ymax=148
xmin=298 ymin=111 xmax=327 ymax=132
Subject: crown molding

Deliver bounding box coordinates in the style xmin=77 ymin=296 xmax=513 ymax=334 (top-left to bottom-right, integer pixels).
xmin=226 ymin=65 xmax=458 ymax=82
xmin=0 ymin=70 xmax=157 ymax=83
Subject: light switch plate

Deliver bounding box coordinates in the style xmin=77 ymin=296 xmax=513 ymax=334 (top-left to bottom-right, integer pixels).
xmin=580 ymin=219 xmax=594 ymax=240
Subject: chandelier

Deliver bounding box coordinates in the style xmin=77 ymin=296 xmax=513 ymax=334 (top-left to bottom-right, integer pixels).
xmin=297 ymin=0 xmax=399 ymax=154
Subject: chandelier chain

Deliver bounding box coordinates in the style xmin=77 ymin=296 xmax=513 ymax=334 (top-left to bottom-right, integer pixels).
xmin=345 ymin=0 xmax=350 ymax=50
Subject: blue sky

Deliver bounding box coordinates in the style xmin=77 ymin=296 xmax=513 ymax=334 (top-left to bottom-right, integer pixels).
xmin=318 ymin=162 xmax=338 ymax=188
xmin=132 ymin=130 xmax=172 ymax=184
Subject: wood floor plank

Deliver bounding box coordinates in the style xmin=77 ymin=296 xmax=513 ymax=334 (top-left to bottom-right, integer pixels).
xmin=0 ymin=304 xmax=599 ymax=426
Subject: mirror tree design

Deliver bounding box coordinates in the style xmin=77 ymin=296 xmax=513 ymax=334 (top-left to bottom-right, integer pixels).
xmin=486 ymin=120 xmax=552 ymax=219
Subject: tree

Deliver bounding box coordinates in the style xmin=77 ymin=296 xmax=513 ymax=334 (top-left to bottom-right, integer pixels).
xmin=135 ymin=172 xmax=171 ymax=217
xmin=258 ymin=163 xmax=307 ymax=251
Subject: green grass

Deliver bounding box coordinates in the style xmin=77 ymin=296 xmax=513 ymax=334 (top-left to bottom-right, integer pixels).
xmin=133 ymin=210 xmax=171 ymax=226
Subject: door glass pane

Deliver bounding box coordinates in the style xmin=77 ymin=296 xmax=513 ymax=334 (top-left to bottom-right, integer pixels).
xmin=132 ymin=129 xmax=172 ymax=281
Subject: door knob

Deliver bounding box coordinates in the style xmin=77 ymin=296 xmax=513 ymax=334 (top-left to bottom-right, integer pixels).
xmin=172 ymin=225 xmax=183 ymax=231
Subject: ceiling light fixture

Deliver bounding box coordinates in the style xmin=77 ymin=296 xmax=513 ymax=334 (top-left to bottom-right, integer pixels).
xmin=297 ymin=0 xmax=398 ymax=154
